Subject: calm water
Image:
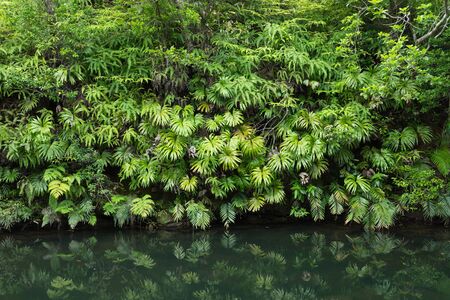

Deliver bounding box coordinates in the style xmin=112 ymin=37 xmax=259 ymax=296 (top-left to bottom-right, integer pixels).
xmin=0 ymin=225 xmax=449 ymax=300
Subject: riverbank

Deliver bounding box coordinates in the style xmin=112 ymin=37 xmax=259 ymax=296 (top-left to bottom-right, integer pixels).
xmin=3 ymin=211 xmax=448 ymax=235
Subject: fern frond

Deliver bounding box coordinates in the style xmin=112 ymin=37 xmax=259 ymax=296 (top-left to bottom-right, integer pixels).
xmin=328 ymin=183 xmax=348 ymax=215
xmin=48 ymin=180 xmax=71 ymax=199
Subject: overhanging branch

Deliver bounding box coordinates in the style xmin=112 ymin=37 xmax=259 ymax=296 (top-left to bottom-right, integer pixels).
xmin=416 ymin=0 xmax=449 ymax=45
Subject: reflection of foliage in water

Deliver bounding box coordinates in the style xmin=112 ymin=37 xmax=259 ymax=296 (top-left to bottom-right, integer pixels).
xmin=0 ymin=229 xmax=448 ymax=299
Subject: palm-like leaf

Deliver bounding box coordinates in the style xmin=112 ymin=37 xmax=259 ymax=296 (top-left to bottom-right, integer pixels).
xmin=130 ymin=195 xmax=155 ymax=218
xmin=344 ymin=174 xmax=371 ymax=194
xmin=112 ymin=145 xmax=135 ymax=166
xmin=170 ymin=117 xmax=196 ymax=137
xmin=281 ymin=133 xmax=306 ymax=156
xmin=416 ymin=125 xmax=432 ymax=144
xmin=37 ymin=141 xmax=66 ymax=161
xmin=155 ymin=132 xmax=187 ymax=161
xmin=0 ymin=167 xmax=19 ymax=183
xmin=384 ymin=127 xmax=418 ymax=151
xmin=248 ymin=195 xmax=265 ymax=212
xmin=333 ymin=147 xmax=354 ymax=165
xmin=218 ymin=146 xmax=241 ymax=170
xmin=198 ymin=135 xmax=225 ymax=157
xmin=206 ymin=176 xmax=228 ymax=199
xmin=180 ymin=176 xmax=198 ymax=193
xmin=29 ymin=111 xmax=54 ymax=138
xmin=136 ymin=159 xmax=158 ymax=187
xmin=362 ymin=147 xmax=395 ymax=172
xmin=223 ymin=110 xmax=244 ymax=127
xmin=191 ymin=156 xmax=219 ymax=175
xmin=122 ymin=128 xmax=138 ymax=144
xmin=220 ymin=176 xmax=237 ymax=193
xmin=59 ymin=108 xmax=84 ymax=130
xmin=267 ymin=151 xmax=293 ymax=172
xmin=240 ymin=136 xmax=265 ymax=156
xmin=141 ymin=101 xmax=172 ymax=127
xmin=119 ymin=158 xmax=139 ymax=179
xmin=293 ymin=110 xmax=322 ymax=131
xmin=18 ymin=174 xmax=47 ymax=203
xmin=309 ymin=159 xmax=328 ymax=179
xmin=97 ymin=125 xmax=119 ymax=147
xmin=43 ymin=166 xmax=65 ymax=182
xmin=205 ymin=115 xmax=224 ymax=132
xmin=251 ymin=166 xmax=273 ymax=187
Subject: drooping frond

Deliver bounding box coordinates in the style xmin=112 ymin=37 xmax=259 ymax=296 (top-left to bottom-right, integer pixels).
xmin=220 ymin=203 xmax=236 ymax=228
xmin=346 ymin=196 xmax=369 ymax=224
xmin=370 ymin=200 xmax=396 ymax=229
xmin=186 ymin=202 xmax=211 ymax=229
xmin=130 ymin=195 xmax=155 ymax=219
xmin=264 ymin=180 xmax=286 ymax=204
xmin=328 ymin=183 xmax=348 ymax=215
xmin=431 ymin=147 xmax=450 ymax=176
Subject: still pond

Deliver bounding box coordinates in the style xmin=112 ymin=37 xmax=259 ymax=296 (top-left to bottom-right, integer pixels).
xmin=0 ymin=225 xmax=449 ymax=299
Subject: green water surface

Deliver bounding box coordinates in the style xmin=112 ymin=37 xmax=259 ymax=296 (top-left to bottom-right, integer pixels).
xmin=0 ymin=225 xmax=449 ymax=299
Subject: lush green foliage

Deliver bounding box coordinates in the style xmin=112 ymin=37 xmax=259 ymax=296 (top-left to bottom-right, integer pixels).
xmin=0 ymin=0 xmax=448 ymax=230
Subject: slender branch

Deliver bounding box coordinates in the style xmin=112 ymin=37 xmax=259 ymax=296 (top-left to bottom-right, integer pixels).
xmin=416 ymin=0 xmax=449 ymax=45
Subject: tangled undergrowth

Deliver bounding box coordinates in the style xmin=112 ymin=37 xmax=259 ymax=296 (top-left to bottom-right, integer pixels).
xmin=0 ymin=0 xmax=449 ymax=230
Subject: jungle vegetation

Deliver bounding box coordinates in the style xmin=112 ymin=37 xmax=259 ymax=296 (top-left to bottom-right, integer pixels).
xmin=0 ymin=0 xmax=449 ymax=230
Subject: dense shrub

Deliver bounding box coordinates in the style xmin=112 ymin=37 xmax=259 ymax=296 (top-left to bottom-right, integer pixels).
xmin=0 ymin=0 xmax=448 ymax=230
